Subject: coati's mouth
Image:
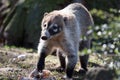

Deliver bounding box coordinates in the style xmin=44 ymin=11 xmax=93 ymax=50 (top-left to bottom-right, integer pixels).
xmin=41 ymin=31 xmax=62 ymax=41
xmin=41 ymin=36 xmax=48 ymax=40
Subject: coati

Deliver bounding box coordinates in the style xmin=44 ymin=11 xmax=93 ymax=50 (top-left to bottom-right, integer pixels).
xmin=30 ymin=3 xmax=94 ymax=80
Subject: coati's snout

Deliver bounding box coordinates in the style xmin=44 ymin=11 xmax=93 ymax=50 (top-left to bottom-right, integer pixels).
xmin=41 ymin=36 xmax=48 ymax=40
xmin=41 ymin=30 xmax=50 ymax=40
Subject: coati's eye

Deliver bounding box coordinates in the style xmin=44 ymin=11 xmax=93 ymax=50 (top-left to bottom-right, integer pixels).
xmin=52 ymin=24 xmax=58 ymax=32
xmin=48 ymin=24 xmax=61 ymax=35
xmin=43 ymin=23 xmax=47 ymax=27
xmin=52 ymin=25 xmax=58 ymax=29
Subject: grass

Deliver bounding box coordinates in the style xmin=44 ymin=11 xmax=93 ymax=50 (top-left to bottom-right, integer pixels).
xmin=0 ymin=46 xmax=119 ymax=80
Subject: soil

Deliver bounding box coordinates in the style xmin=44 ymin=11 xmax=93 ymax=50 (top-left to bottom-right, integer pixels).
xmin=0 ymin=47 xmax=118 ymax=80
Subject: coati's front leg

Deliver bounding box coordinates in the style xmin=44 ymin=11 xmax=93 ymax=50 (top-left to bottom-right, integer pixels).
xmin=63 ymin=43 xmax=78 ymax=79
xmin=37 ymin=48 xmax=47 ymax=72
xmin=29 ymin=41 xmax=51 ymax=78
xmin=51 ymin=48 xmax=77 ymax=79
xmin=66 ymin=54 xmax=78 ymax=79
xmin=29 ymin=49 xmax=47 ymax=78
xmin=29 ymin=50 xmax=46 ymax=78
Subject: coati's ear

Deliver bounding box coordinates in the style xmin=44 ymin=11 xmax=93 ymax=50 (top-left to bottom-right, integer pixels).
xmin=63 ymin=17 xmax=67 ymax=25
xmin=44 ymin=12 xmax=48 ymax=16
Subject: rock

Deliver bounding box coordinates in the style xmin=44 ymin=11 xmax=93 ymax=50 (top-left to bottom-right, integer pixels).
xmin=29 ymin=69 xmax=56 ymax=80
xmin=0 ymin=67 xmax=22 ymax=73
xmin=17 ymin=54 xmax=26 ymax=61
xmin=84 ymin=67 xmax=117 ymax=80
xmin=18 ymin=76 xmax=36 ymax=80
xmin=18 ymin=76 xmax=56 ymax=80
xmin=0 ymin=67 xmax=14 ymax=72
xmin=12 ymin=54 xmax=26 ymax=62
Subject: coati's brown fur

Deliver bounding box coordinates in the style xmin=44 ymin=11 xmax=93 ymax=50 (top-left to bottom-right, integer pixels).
xmin=30 ymin=3 xmax=94 ymax=80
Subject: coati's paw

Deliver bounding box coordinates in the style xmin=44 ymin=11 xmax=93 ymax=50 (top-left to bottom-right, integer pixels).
xmin=29 ymin=69 xmax=56 ymax=80
xmin=29 ymin=69 xmax=40 ymax=78
xmin=55 ymin=66 xmax=65 ymax=72
xmin=79 ymin=68 xmax=88 ymax=75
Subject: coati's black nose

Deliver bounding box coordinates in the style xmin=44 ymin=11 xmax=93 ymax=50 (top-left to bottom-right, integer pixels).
xmin=41 ymin=36 xmax=48 ymax=40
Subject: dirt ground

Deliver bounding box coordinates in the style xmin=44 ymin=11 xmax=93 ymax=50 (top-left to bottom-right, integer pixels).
xmin=0 ymin=47 xmax=119 ymax=80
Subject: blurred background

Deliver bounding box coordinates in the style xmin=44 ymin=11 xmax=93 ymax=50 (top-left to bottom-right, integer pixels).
xmin=0 ymin=0 xmax=120 ymax=80
xmin=0 ymin=0 xmax=119 ymax=50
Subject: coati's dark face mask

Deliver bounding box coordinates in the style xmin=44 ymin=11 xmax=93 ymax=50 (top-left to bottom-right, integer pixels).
xmin=40 ymin=14 xmax=65 ymax=40
xmin=41 ymin=23 xmax=62 ymax=40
